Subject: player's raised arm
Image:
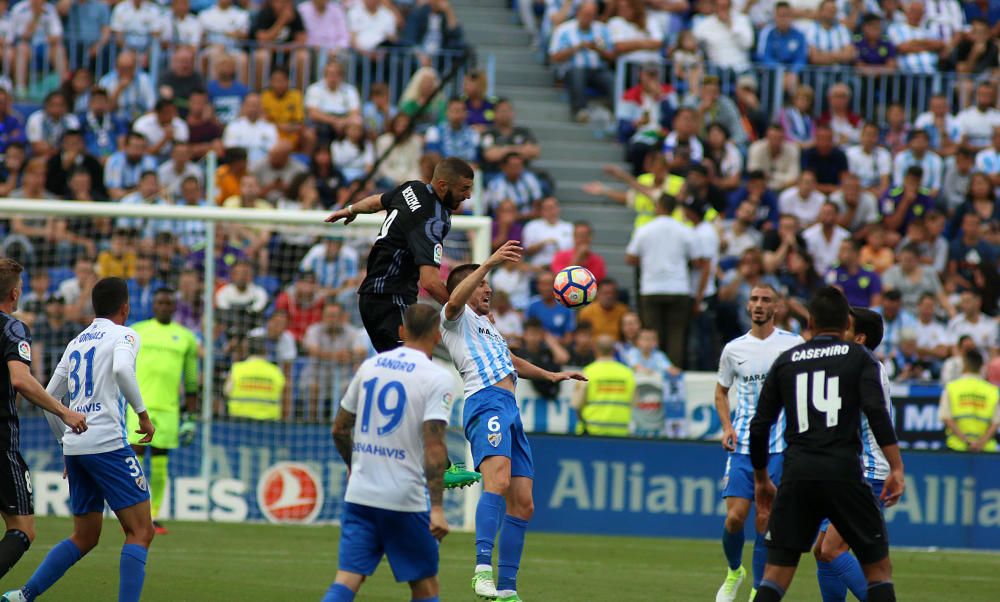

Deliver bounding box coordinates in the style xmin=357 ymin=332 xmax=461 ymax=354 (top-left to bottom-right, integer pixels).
xmin=325 ymin=193 xmax=386 ymax=225
xmin=443 ymin=240 xmax=523 ymax=322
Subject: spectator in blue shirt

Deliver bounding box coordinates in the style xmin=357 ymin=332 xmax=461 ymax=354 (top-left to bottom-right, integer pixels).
xmin=79 ymin=88 xmax=127 ymax=160
xmin=727 ymin=170 xmax=779 ymax=230
xmin=825 ymin=239 xmax=882 ymax=308
xmin=756 ymin=2 xmax=808 ymax=73
xmin=548 ymin=0 xmax=616 ymax=122
xmin=207 ymin=54 xmax=249 ymax=125
xmin=63 ymin=0 xmax=112 ymax=70
xmin=104 ymin=131 xmax=158 ymax=200
xmin=424 ymin=97 xmax=480 ymax=165
xmin=0 ymin=89 xmax=26 ymax=155
xmin=526 ymin=271 xmax=577 ymax=344
xmin=125 ymin=255 xmax=164 ymax=325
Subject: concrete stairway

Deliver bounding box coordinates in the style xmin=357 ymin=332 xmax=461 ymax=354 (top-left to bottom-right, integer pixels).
xmin=454 ymin=0 xmax=635 ymax=286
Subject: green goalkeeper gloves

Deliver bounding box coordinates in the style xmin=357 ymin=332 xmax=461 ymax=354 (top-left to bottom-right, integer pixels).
xmin=179 ymin=413 xmax=198 ymax=447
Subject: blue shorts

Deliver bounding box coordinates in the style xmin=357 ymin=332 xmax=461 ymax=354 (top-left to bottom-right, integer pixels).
xmin=820 ymin=479 xmax=885 ymax=533
xmin=463 ymin=386 xmax=534 ymax=479
xmin=64 ymin=447 xmax=150 ymax=516
xmin=338 ymin=502 xmax=438 ymax=583
xmin=722 ymin=452 xmax=783 ymax=500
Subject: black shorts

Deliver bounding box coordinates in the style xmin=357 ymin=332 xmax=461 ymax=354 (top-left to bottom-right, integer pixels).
xmin=0 ymin=451 xmax=34 ymax=516
xmin=765 ymin=479 xmax=888 ymax=566
xmin=359 ymin=294 xmax=411 ymax=353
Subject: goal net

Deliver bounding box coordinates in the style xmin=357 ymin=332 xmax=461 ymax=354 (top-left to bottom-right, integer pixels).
xmin=0 ymin=195 xmax=490 ymax=529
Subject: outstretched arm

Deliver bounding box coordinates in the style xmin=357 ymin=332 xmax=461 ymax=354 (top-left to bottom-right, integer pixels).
xmin=511 ymin=354 xmax=586 ymax=384
xmin=325 ymin=193 xmax=385 ymax=224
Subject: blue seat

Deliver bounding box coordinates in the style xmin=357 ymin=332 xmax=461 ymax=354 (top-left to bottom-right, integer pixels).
xmin=47 ymin=267 xmax=74 ymax=293
xmin=255 ymin=275 xmax=281 ymax=299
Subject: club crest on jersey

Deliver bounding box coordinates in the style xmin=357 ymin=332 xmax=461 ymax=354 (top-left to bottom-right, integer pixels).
xmin=443 ymin=392 xmax=453 ymax=412
xmin=433 ymin=243 xmax=443 ymax=264
xmin=17 ymin=341 xmax=30 ymax=361
xmin=488 ymin=432 xmax=502 ymax=448
xmin=135 ymin=476 xmax=148 ymax=491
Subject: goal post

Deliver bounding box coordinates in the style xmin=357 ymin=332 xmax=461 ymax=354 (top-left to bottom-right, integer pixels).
xmin=0 ymin=198 xmax=490 ymax=529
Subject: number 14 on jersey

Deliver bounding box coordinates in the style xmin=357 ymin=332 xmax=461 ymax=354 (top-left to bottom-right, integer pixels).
xmin=795 ymin=370 xmax=842 ymax=433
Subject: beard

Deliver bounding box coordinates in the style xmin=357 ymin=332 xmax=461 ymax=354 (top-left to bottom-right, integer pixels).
xmin=443 ymin=188 xmax=460 ymax=211
xmin=751 ymin=310 xmax=774 ymax=326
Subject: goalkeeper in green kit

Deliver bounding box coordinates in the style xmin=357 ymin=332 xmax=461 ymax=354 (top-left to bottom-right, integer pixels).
xmin=126 ymin=288 xmax=199 ymax=535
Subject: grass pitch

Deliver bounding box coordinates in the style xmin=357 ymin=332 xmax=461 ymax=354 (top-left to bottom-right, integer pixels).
xmin=3 ymin=517 xmax=998 ymax=601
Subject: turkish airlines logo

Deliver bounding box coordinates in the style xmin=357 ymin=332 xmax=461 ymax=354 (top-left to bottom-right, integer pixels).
xmin=257 ymin=462 xmax=324 ymax=524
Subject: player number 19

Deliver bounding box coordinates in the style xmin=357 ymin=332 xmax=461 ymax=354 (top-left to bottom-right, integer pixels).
xmin=360 ymin=377 xmax=408 ymax=436
xmin=794 ymin=370 xmax=842 ymax=433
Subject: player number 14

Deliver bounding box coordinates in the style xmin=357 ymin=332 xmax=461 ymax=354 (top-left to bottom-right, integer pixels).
xmin=795 ymin=370 xmax=842 ymax=433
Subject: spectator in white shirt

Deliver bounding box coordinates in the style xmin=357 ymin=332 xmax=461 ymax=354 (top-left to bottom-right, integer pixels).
xmin=222 ymin=93 xmax=279 ymax=164
xmin=485 ymin=152 xmax=546 ymax=217
xmin=947 ymin=289 xmax=999 ymax=355
xmin=157 ymin=141 xmax=202 ymax=198
xmin=691 ymin=0 xmax=754 ymax=72
xmin=974 ymin=126 xmax=1000 ymax=188
xmin=911 ymin=292 xmax=951 ymax=363
xmin=110 ymin=0 xmax=163 ymax=58
xmin=215 ymin=259 xmax=269 ymax=314
xmin=9 ymin=0 xmax=68 ymax=94
xmin=132 ymin=98 xmax=191 ymax=163
xmin=829 ymin=172 xmax=879 ymax=239
xmin=913 ymin=94 xmax=962 ymax=157
xmin=802 ymin=201 xmax=851 ymax=273
xmin=159 ymin=0 xmax=202 ymax=47
xmin=957 ymin=81 xmax=1000 ymax=152
xmin=846 ymin=122 xmax=892 ymax=196
xmin=778 ymin=169 xmax=825 ymax=226
xmin=347 ymin=0 xmax=399 ymax=56
xmin=25 ymin=91 xmax=80 ymax=158
xmin=198 ymin=0 xmax=250 ymax=83
xmin=305 ymin=61 xmax=361 ymax=144
xmin=522 ymin=196 xmax=573 ymax=268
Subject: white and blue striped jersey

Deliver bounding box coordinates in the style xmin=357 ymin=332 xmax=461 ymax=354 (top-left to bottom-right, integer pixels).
xmin=892 ymin=149 xmax=943 ymax=190
xmin=913 ymin=111 xmax=963 ymax=152
xmin=717 ymin=328 xmax=805 ymax=455
xmin=549 ymin=19 xmax=614 ymax=69
xmin=340 ymin=346 xmax=453 ymax=512
xmin=974 ymin=147 xmax=1000 ymax=177
xmin=298 ymin=243 xmax=359 ymax=291
xmin=45 ymin=319 xmax=143 ymax=456
xmin=800 ymin=21 xmax=852 ymax=53
xmin=922 ymin=0 xmax=966 ymax=42
xmin=887 ymin=22 xmax=942 ymax=74
xmin=440 ymin=305 xmax=515 ymax=399
xmin=860 ymin=358 xmax=893 ymax=481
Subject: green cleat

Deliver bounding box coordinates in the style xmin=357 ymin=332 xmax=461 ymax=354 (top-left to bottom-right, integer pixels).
xmin=471 ymin=569 xmax=498 ymax=599
xmin=716 ymin=565 xmax=746 ymax=602
xmin=444 ymin=462 xmax=481 ymax=489
xmin=496 ymin=594 xmax=523 ymax=602
xmin=749 ymin=587 xmax=757 ymax=601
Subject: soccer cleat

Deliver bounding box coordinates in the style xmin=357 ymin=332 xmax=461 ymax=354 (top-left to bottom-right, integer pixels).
xmin=715 ymin=565 xmax=746 ymax=602
xmin=496 ymin=594 xmax=523 ymax=602
xmin=444 ymin=463 xmax=481 ymax=489
xmin=748 ymin=587 xmax=757 ymax=601
xmin=0 ymin=589 xmax=27 ymax=602
xmin=471 ymin=570 xmax=498 ymax=599
xmin=153 ymin=520 xmax=169 ymax=535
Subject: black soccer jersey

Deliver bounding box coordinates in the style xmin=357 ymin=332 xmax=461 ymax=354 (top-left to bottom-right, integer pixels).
xmin=358 ymin=181 xmax=451 ymax=301
xmin=0 ymin=312 xmax=31 ymax=451
xmin=749 ymin=335 xmax=897 ymax=483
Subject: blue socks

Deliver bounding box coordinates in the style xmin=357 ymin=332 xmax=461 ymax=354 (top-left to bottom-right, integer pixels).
xmin=119 ymin=544 xmax=148 ymax=602
xmin=833 ymin=551 xmax=868 ymax=601
xmin=497 ymin=515 xmax=529 ymax=592
xmin=722 ymin=527 xmax=744 ymax=571
xmin=817 ymin=560 xmax=848 ymax=602
xmin=752 ymin=532 xmax=768 ymax=588
xmin=322 ymin=583 xmax=356 ymax=602
xmin=23 ymin=538 xmax=82 ymax=600
xmin=412 ymin=597 xmax=439 ymax=602
xmin=475 ymin=492 xmax=504 ymax=566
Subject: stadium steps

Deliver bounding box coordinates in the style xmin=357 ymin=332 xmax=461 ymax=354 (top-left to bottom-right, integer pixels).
xmin=454 ymin=0 xmax=637 ymax=287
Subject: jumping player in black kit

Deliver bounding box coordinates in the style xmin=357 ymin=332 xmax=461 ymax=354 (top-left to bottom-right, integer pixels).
xmin=748 ymin=287 xmax=905 ymax=602
xmin=325 ymin=157 xmax=474 ymax=352
xmin=0 ymin=259 xmax=87 ymax=578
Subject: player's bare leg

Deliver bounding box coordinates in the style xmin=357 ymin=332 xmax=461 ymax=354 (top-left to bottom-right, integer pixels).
xmin=472 ymin=455 xmax=511 ymax=600
xmin=718 ymin=497 xmax=750 ymax=602
xmin=409 ymin=575 xmax=440 ymax=601
xmin=496 ymin=476 xmax=533 ymax=602
xmin=322 ymin=570 xmax=365 ymax=601
xmin=0 ymin=513 xmax=34 ymax=579
xmin=814 ymin=526 xmax=866 ymax=601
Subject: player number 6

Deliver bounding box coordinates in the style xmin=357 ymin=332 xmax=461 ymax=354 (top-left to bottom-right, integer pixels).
xmin=487 ymin=416 xmax=501 ymax=433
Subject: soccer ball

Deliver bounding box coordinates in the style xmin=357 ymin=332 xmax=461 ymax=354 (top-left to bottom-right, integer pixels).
xmin=553 ymin=266 xmax=597 ymax=308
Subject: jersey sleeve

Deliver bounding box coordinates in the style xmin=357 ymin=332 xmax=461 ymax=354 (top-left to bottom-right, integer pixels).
xmin=114 ymin=329 xmax=139 ymax=360
xmin=858 ymin=352 xmax=898 ymax=448
xmin=3 ymin=319 xmax=32 ymax=366
xmin=380 ymin=183 xmax=407 ymax=211
xmin=749 ymin=360 xmax=784 ymax=470
xmin=717 ymin=345 xmax=734 ymax=388
xmin=405 ymin=207 xmax=447 ymax=268
xmin=423 ymin=373 xmax=452 ymax=425
xmin=440 ymin=305 xmax=463 ymax=331
xmin=339 ymin=368 xmax=362 ymax=414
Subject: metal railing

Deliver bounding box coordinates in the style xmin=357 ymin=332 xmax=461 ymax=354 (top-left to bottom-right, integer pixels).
xmin=614 ymin=57 xmax=983 ymax=128
xmin=11 ymin=39 xmax=489 ymax=108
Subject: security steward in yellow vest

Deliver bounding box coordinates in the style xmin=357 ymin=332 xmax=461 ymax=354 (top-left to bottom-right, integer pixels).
xmin=571 ymin=335 xmax=636 ymax=436
xmin=225 ymin=337 xmax=287 ymax=420
xmin=939 ymin=350 xmax=1000 ymax=452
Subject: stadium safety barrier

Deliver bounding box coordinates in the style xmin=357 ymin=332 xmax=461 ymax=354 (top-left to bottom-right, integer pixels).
xmin=613 ymin=58 xmax=979 ymax=128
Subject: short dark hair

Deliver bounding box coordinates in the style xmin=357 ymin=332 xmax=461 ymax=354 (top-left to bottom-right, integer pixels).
xmin=447 ymin=95 xmax=464 ymax=106
xmin=433 ymin=157 xmax=475 ymax=183
xmin=964 ymin=349 xmax=984 ymax=373
xmin=883 ymin=289 xmax=902 ymax=302
xmin=90 ymin=86 xmax=109 ymax=98
xmin=850 ymin=307 xmax=884 ymax=351
xmin=125 ymin=130 xmax=147 ymax=145
xmin=403 ymin=303 xmax=440 ymax=340
xmin=747 ymin=169 xmax=766 ymax=181
xmin=139 ymin=170 xmax=157 ymax=181
xmin=0 ymin=258 xmax=23 ymax=301
xmin=446 ymin=263 xmax=479 ymax=294
xmin=917 ymin=291 xmax=936 ymax=304
xmin=860 ymin=12 xmax=881 ymax=26
xmin=808 ymin=286 xmax=850 ymax=332
xmin=657 ymin=194 xmax=677 ymax=214
xmin=524 ymin=317 xmax=544 ymax=331
xmin=155 ymin=98 xmax=174 ymax=112
xmin=270 ymin=65 xmax=289 ymax=78
xmin=500 ymin=152 xmax=523 ymax=165
xmin=92 ymin=277 xmax=129 ymax=318
xmin=247 ymin=336 xmax=267 ymax=357
xmin=154 ymin=286 xmax=176 ymax=297
xmin=775 ymin=1 xmax=790 ymax=9
xmin=904 ymin=165 xmax=924 ymax=180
